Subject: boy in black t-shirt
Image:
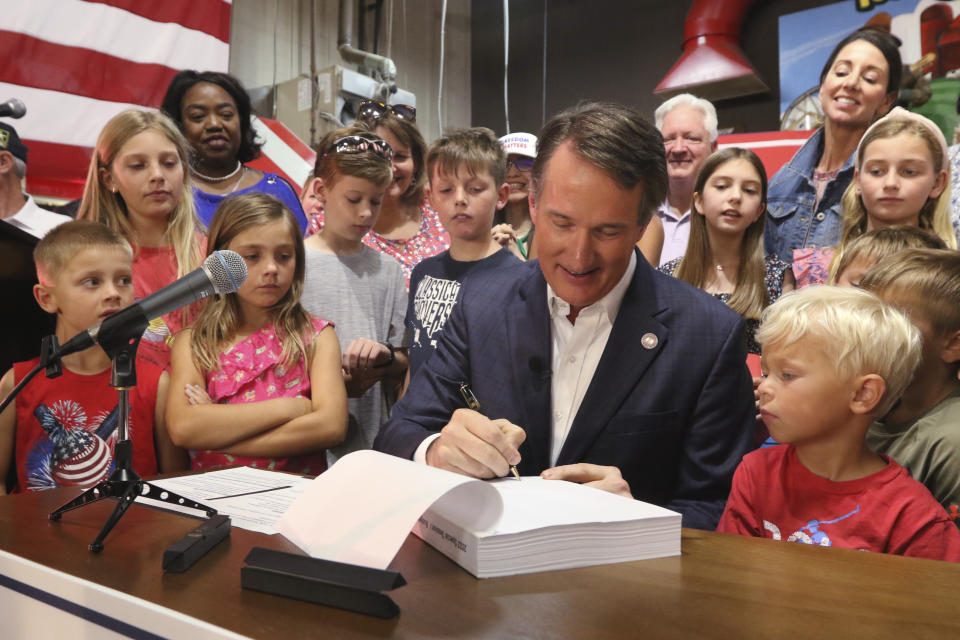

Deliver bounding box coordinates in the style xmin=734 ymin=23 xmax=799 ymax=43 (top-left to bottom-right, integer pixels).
xmin=405 ymin=128 xmax=520 ymax=382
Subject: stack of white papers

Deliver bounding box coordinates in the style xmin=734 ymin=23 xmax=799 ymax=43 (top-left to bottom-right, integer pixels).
xmin=416 ymin=476 xmax=680 ymax=578
xmin=277 ymin=450 xmax=681 ymax=578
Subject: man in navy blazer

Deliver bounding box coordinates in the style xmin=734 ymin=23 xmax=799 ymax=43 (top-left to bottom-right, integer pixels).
xmin=374 ymin=102 xmax=755 ymax=531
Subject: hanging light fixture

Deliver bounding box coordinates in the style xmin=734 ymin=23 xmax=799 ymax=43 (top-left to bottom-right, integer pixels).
xmin=655 ymin=0 xmax=768 ymax=102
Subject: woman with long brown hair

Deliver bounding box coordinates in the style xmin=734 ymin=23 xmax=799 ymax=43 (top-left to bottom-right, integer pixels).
xmin=765 ymin=28 xmax=902 ymax=264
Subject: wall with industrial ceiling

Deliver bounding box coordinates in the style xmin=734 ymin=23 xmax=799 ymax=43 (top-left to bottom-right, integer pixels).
xmin=229 ymin=0 xmax=471 ymax=145
xmin=470 ymin=0 xmax=843 ymax=137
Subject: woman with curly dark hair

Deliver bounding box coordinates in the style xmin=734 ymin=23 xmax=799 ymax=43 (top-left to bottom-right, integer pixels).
xmin=161 ymin=70 xmax=308 ymax=233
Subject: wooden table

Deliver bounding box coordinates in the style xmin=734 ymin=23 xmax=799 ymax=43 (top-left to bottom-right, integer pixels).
xmin=1 ymin=487 xmax=959 ymax=638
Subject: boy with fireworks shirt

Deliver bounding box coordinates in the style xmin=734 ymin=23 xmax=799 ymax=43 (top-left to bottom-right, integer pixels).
xmin=0 ymin=221 xmax=185 ymax=493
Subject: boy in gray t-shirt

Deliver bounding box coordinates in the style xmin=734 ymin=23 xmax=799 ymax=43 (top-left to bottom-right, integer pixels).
xmin=301 ymin=128 xmax=410 ymax=465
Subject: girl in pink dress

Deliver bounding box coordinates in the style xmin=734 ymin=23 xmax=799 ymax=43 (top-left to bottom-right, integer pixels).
xmin=166 ymin=193 xmax=348 ymax=474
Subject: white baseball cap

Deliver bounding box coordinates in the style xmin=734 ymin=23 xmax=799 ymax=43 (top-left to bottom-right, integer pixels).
xmin=499 ymin=132 xmax=537 ymax=159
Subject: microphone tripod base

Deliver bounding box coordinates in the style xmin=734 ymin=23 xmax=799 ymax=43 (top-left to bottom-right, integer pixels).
xmin=47 ymin=338 xmax=216 ymax=552
xmin=49 ymin=439 xmax=217 ymax=553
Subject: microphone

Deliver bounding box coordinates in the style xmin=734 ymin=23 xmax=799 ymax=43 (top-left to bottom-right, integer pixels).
xmin=56 ymin=250 xmax=248 ymax=358
xmin=0 ymin=98 xmax=26 ymax=119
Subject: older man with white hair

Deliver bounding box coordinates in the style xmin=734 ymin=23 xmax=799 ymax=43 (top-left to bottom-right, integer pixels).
xmin=653 ymin=94 xmax=718 ymax=266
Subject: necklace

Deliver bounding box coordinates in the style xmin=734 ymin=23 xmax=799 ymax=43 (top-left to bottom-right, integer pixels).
xmin=227 ymin=167 xmax=247 ymax=194
xmin=714 ymin=263 xmax=739 ymax=274
xmin=191 ymin=161 xmax=242 ymax=183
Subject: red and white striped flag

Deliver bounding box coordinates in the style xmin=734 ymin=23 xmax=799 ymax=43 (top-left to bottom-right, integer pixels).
xmin=249 ymin=115 xmax=316 ymax=195
xmin=2 ymin=0 xmax=232 ymax=200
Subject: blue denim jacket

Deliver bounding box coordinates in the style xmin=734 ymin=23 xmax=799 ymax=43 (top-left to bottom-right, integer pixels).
xmin=947 ymin=144 xmax=960 ymax=240
xmin=764 ymin=128 xmax=856 ymax=263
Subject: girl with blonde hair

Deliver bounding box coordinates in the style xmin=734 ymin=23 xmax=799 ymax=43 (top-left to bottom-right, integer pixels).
xmin=166 ymin=193 xmax=347 ymax=473
xmin=78 ymin=109 xmax=204 ymax=368
xmin=793 ymin=107 xmax=956 ymax=287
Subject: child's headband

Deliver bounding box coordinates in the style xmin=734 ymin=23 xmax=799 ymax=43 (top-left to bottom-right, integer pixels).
xmin=856 ymin=106 xmax=949 ymax=168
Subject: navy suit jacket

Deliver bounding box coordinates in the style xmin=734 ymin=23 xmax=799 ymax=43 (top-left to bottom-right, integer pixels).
xmin=374 ymin=252 xmax=755 ymax=530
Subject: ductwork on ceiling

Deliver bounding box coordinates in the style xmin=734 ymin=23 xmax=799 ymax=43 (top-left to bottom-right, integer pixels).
xmin=338 ymin=0 xmax=397 ymax=86
xmin=254 ymin=0 xmax=415 ymax=147
xmin=655 ymin=0 xmax=768 ymax=102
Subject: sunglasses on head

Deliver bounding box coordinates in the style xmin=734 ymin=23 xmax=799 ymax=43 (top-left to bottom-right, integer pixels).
xmin=326 ymin=135 xmax=394 ymax=160
xmin=358 ymin=100 xmax=417 ymax=122
xmin=507 ymin=157 xmax=534 ymax=172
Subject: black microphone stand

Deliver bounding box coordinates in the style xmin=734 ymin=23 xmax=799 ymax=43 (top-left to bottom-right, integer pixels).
xmin=48 ymin=313 xmax=216 ymax=553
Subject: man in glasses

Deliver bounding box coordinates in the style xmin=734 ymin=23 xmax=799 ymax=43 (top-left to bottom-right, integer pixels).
xmin=376 ymin=101 xmax=754 ymax=531
xmin=653 ymin=93 xmax=719 ymax=266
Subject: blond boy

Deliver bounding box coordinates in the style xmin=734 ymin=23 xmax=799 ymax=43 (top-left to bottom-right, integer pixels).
xmin=406 ymin=128 xmax=519 ymax=381
xmin=830 ymin=226 xmax=946 ymax=287
xmin=861 ymin=248 xmax=960 ymax=528
xmin=0 ymin=221 xmax=185 ymax=493
xmin=719 ymin=286 xmax=960 ymax=560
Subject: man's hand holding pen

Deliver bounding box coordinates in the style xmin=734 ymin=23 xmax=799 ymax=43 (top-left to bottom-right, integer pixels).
xmin=425 ymin=408 xmax=526 ymax=479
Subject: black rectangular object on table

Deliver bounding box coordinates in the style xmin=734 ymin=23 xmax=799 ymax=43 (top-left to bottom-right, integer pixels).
xmin=162 ymin=514 xmax=231 ymax=572
xmin=241 ymin=546 xmax=405 ymax=619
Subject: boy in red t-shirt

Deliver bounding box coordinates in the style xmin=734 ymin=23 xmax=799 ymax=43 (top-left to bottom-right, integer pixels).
xmin=718 ymin=286 xmax=960 ymax=561
xmin=0 ymin=221 xmax=187 ymax=493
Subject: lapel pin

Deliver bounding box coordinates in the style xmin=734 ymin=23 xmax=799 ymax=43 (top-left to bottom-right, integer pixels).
xmin=641 ymin=333 xmax=658 ymax=349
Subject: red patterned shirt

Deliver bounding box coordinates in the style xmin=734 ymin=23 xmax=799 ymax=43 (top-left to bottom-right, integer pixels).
xmin=13 ymin=357 xmax=161 ymax=492
xmin=718 ymin=445 xmax=960 ymax=562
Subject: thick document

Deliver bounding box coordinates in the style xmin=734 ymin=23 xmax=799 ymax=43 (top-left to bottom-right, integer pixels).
xmin=277 ymin=450 xmax=680 ymax=578
xmin=412 ymin=476 xmax=680 ymax=578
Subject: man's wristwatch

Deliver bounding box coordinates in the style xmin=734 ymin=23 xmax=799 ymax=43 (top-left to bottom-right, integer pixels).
xmin=375 ymin=342 xmax=395 ymax=368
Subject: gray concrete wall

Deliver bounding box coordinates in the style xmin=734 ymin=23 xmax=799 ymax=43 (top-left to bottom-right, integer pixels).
xmin=229 ymin=0 xmax=470 ymax=145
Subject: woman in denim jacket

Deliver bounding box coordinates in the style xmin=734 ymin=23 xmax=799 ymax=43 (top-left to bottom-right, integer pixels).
xmin=765 ymin=28 xmax=901 ymax=264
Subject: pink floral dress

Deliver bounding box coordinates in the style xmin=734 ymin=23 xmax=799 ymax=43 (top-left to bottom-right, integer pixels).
xmin=792 ymin=247 xmax=834 ymax=288
xmin=189 ymin=316 xmax=331 ymax=475
xmin=363 ymin=201 xmax=451 ymax=288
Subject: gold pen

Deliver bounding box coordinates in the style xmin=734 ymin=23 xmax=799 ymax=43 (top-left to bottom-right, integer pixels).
xmin=459 ymin=382 xmax=521 ymax=480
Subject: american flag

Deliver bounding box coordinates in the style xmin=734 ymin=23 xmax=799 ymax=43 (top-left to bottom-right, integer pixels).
xmin=2 ymin=0 xmax=233 ymax=200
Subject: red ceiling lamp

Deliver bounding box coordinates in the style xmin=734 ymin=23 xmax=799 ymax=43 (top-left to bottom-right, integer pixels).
xmin=655 ymin=0 xmax=768 ymax=102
